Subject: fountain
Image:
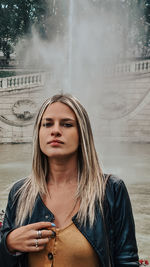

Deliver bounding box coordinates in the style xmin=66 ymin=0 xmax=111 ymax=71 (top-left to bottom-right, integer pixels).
xmin=68 ymin=0 xmax=74 ymax=91
xmin=0 ymin=0 xmax=150 ymax=262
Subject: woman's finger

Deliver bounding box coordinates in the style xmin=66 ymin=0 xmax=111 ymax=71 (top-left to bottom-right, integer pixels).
xmin=28 ymin=237 xmax=50 ymax=247
xmin=26 ymin=244 xmax=46 ymax=252
xmin=34 ymin=229 xmax=56 ymax=239
xmin=27 ymin=221 xmax=55 ymax=230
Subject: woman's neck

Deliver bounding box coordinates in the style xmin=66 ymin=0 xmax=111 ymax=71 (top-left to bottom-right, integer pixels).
xmin=47 ymin=156 xmax=78 ymax=186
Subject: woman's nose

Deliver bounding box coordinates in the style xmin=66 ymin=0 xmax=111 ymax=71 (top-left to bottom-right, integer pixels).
xmin=51 ymin=124 xmax=61 ymax=137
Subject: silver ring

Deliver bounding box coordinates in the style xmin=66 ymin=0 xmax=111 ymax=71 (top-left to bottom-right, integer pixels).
xmin=37 ymin=230 xmax=42 ymax=239
xmin=35 ymin=239 xmax=38 ymax=248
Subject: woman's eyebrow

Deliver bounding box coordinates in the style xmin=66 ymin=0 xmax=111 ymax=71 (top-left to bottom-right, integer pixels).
xmin=61 ymin=118 xmax=76 ymax=122
xmin=42 ymin=118 xmax=76 ymax=122
xmin=42 ymin=118 xmax=52 ymax=121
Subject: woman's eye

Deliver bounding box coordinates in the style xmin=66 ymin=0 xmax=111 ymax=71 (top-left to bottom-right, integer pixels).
xmin=42 ymin=123 xmax=52 ymax=127
xmin=63 ymin=123 xmax=73 ymax=127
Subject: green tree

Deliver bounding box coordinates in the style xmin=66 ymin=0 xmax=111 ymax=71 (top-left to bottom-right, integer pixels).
xmin=0 ymin=0 xmax=51 ymax=60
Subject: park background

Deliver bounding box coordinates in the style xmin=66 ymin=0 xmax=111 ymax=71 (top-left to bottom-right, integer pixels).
xmin=0 ymin=0 xmax=150 ymax=263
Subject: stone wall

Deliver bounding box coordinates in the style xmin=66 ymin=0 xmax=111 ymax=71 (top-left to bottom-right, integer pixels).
xmin=0 ymin=73 xmax=45 ymax=143
xmin=0 ymin=60 xmax=150 ymax=143
xmin=94 ymin=71 xmax=150 ymax=142
xmin=0 ymin=87 xmax=42 ymax=143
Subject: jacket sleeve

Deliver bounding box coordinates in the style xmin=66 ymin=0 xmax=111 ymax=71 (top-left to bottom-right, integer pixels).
xmin=111 ymin=178 xmax=139 ymax=267
xmin=0 ymin=185 xmax=22 ymax=267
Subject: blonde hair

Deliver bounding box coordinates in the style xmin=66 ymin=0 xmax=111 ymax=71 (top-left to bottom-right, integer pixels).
xmin=15 ymin=94 xmax=106 ymax=226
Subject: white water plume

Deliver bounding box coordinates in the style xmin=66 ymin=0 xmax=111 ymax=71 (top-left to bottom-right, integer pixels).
xmin=15 ymin=0 xmax=141 ymax=123
xmin=68 ymin=0 xmax=74 ymax=91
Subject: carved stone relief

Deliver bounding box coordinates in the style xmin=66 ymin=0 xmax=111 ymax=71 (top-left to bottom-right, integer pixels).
xmin=12 ymin=99 xmax=37 ymax=121
xmin=94 ymin=91 xmax=127 ymax=119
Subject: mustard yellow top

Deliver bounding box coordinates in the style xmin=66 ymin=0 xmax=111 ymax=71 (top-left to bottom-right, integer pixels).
xmin=28 ymin=222 xmax=100 ymax=267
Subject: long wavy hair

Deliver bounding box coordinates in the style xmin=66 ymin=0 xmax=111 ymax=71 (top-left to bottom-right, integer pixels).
xmin=15 ymin=94 xmax=106 ymax=226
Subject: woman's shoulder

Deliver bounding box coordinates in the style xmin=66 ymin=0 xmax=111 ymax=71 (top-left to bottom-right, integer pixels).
xmin=104 ymin=173 xmax=124 ymax=185
xmin=104 ymin=173 xmax=128 ymax=196
xmin=9 ymin=177 xmax=28 ymax=197
xmin=104 ymin=174 xmax=131 ymax=210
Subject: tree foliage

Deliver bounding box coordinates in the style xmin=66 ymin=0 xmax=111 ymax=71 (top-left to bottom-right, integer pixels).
xmin=0 ymin=0 xmax=50 ymax=59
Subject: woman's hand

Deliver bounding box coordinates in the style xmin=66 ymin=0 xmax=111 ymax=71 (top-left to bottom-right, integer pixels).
xmin=6 ymin=221 xmax=55 ymax=253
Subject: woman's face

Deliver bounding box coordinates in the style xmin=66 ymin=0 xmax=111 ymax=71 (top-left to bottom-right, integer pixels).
xmin=39 ymin=102 xmax=79 ymax=159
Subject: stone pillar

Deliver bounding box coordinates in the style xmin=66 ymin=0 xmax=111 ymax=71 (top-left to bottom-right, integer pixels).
xmin=130 ymin=62 xmax=136 ymax=73
xmin=2 ymin=78 xmax=7 ymax=89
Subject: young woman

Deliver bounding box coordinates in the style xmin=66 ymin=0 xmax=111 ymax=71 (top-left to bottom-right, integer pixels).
xmin=0 ymin=94 xmax=139 ymax=267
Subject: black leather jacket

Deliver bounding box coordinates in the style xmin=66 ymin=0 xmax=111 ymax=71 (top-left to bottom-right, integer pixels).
xmin=0 ymin=175 xmax=139 ymax=267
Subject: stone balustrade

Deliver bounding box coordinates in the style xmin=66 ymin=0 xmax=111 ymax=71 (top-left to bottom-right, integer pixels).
xmin=0 ymin=59 xmax=150 ymax=91
xmin=104 ymin=59 xmax=150 ymax=76
xmin=0 ymin=72 xmax=45 ymax=91
xmin=0 ymin=60 xmax=150 ymax=143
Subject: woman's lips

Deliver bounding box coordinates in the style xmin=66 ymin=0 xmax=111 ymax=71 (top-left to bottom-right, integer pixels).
xmin=47 ymin=140 xmax=64 ymax=146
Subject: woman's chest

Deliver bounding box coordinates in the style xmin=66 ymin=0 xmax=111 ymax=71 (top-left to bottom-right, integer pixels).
xmin=42 ymin=189 xmax=80 ymax=228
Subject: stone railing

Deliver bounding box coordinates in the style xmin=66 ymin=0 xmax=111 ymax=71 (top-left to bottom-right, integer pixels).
xmin=0 ymin=60 xmax=150 ymax=89
xmin=0 ymin=72 xmax=45 ymax=90
xmin=104 ymin=59 xmax=150 ymax=76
